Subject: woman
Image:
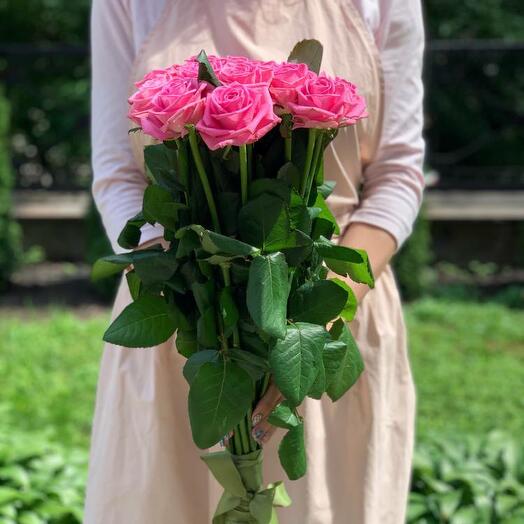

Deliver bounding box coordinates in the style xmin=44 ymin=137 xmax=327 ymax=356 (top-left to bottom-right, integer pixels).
xmin=86 ymin=1 xmax=425 ymax=523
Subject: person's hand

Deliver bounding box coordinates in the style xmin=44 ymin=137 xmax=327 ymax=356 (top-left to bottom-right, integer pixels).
xmin=250 ymin=379 xmax=284 ymax=445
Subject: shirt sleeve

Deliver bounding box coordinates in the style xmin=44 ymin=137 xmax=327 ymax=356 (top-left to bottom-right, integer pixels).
xmin=91 ymin=0 xmax=164 ymax=253
xmin=347 ymin=0 xmax=426 ymax=251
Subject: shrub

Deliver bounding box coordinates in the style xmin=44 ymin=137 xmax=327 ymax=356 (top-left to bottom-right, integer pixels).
xmin=393 ymin=208 xmax=433 ymax=301
xmin=0 ymin=431 xmax=86 ymax=523
xmin=85 ymin=200 xmax=119 ymax=301
xmin=0 ymin=87 xmax=22 ymax=291
xmin=409 ymin=432 xmax=524 ymax=523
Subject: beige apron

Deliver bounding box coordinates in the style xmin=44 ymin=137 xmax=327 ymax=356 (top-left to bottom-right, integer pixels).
xmin=84 ymin=1 xmax=416 ymax=523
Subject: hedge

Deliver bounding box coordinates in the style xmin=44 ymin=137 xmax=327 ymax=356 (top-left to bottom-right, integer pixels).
xmin=0 ymin=87 xmax=22 ymax=291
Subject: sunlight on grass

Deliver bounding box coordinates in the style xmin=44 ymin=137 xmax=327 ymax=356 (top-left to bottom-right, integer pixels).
xmin=406 ymin=299 xmax=524 ymax=439
xmin=1 ymin=299 xmax=523 ymax=447
xmin=0 ymin=309 xmax=108 ymax=446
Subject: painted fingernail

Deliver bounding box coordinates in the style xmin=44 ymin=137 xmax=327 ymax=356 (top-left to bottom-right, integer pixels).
xmin=252 ymin=428 xmax=265 ymax=442
xmin=252 ymin=413 xmax=263 ymax=426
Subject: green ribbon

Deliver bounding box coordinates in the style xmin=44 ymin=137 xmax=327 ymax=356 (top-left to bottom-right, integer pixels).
xmin=201 ymin=449 xmax=292 ymax=523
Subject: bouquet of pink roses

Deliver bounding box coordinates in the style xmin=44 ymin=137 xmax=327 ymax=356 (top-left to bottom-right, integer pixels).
xmin=93 ymin=40 xmax=372 ymax=523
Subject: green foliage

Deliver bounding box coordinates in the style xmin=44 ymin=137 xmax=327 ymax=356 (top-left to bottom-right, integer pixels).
xmin=315 ymin=237 xmax=374 ymax=287
xmin=3 ymin=0 xmax=524 ymax=195
xmin=288 ymin=280 xmax=348 ymax=324
xmin=0 ymin=1 xmax=90 ymax=44
xmin=324 ymin=319 xmax=364 ymax=402
xmin=94 ymin=122 xmax=373 ymax=482
xmin=267 ymin=401 xmax=300 ymax=430
xmin=278 ymin=423 xmax=306 ymax=481
xmin=246 ymin=253 xmax=289 ymax=339
xmin=424 ymin=0 xmax=524 ymax=40
xmin=269 ymin=322 xmax=327 ymax=407
xmin=287 ymin=39 xmax=323 ymax=74
xmin=103 ymin=295 xmax=178 ymax=347
xmin=188 ymin=358 xmax=253 ymax=449
xmin=0 ymin=87 xmax=22 ymax=291
xmin=0 ymin=430 xmax=86 ymax=524
xmin=85 ymin=201 xmax=119 ymax=300
xmin=409 ymin=432 xmax=524 ymax=523
xmin=197 ymin=50 xmax=221 ymax=87
xmin=393 ymin=210 xmax=433 ymax=301
xmin=0 ymin=1 xmax=91 ymax=191
xmin=492 ymin=285 xmax=524 ymax=310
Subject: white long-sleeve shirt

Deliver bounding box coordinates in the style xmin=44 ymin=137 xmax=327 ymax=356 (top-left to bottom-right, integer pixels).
xmin=91 ymin=0 xmax=425 ymax=253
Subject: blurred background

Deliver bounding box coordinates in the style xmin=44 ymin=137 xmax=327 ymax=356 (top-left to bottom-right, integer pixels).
xmin=0 ymin=1 xmax=523 ymax=522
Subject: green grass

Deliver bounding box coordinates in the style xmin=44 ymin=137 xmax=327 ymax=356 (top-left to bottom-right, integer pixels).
xmin=0 ymin=310 xmax=106 ymax=446
xmin=0 ymin=298 xmax=523 ymax=448
xmin=406 ymin=299 xmax=524 ymax=439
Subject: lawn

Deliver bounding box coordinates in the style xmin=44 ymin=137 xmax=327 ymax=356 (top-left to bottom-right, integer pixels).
xmin=1 ymin=298 xmax=523 ymax=447
xmin=406 ymin=299 xmax=524 ymax=439
xmin=0 ymin=311 xmax=105 ymax=447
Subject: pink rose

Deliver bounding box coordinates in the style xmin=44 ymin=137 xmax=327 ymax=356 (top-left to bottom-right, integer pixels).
xmin=196 ymin=82 xmax=281 ymax=150
xmin=217 ymin=56 xmax=274 ymax=85
xmin=269 ymin=62 xmax=314 ymax=107
xmin=286 ymin=74 xmax=367 ymax=129
xmin=128 ymin=77 xmax=206 ymax=140
xmin=129 ymin=68 xmax=177 ymax=122
xmin=133 ymin=68 xmax=174 ymax=95
xmin=166 ymin=62 xmax=196 ymax=78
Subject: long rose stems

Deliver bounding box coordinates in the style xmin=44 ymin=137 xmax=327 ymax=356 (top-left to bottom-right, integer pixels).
xmin=285 ymin=136 xmax=292 ymax=163
xmin=239 ymin=144 xmax=249 ymax=205
xmin=187 ymin=125 xmax=221 ymax=232
xmin=247 ymin=144 xmax=253 ymax=187
xmin=220 ymin=264 xmax=240 ymax=347
xmin=300 ymin=128 xmax=318 ymax=197
xmin=176 ymin=138 xmax=190 ymax=205
xmin=187 ymin=129 xmax=256 ymax=458
xmin=305 ymin=131 xmax=324 ymax=204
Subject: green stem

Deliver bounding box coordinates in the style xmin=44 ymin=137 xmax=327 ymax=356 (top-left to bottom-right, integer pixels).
xmin=239 ymin=144 xmax=248 ymax=206
xmin=218 ymin=316 xmax=228 ymax=352
xmin=300 ymin=128 xmax=318 ymax=197
xmin=237 ymin=416 xmax=250 ymax=455
xmin=247 ymin=143 xmax=253 ymax=182
xmin=260 ymin=372 xmax=271 ymax=398
xmin=305 ymin=131 xmax=324 ymax=204
xmin=285 ymin=135 xmax=292 ymax=163
xmin=288 ymin=267 xmax=296 ymax=289
xmin=220 ymin=264 xmax=231 ymax=285
xmin=176 ymin=139 xmax=190 ymax=207
xmin=220 ymin=264 xmax=240 ymax=348
xmin=187 ymin=126 xmax=221 ymax=232
xmin=233 ymin=427 xmax=243 ymax=455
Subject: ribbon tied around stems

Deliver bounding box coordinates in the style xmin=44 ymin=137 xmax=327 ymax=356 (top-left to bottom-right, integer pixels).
xmin=201 ymin=449 xmax=291 ymax=523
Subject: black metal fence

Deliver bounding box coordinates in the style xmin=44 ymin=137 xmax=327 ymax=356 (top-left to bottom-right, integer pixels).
xmin=0 ymin=44 xmax=89 ymax=191
xmin=1 ymin=40 xmax=523 ymax=191
xmin=425 ymin=40 xmax=524 ymax=189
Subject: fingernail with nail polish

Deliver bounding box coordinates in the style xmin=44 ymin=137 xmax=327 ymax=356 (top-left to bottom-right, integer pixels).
xmin=252 ymin=413 xmax=263 ymax=426
xmin=252 ymin=428 xmax=265 ymax=442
